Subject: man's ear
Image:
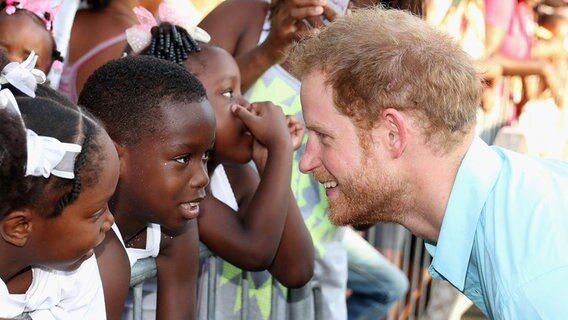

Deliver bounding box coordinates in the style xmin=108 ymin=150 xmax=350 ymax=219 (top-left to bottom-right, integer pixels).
xmin=1 ymin=209 xmax=34 ymax=247
xmin=381 ymin=108 xmax=408 ymax=159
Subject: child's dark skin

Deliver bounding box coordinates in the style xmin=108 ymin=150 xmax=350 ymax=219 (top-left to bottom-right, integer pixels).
xmin=0 ymin=10 xmax=54 ymax=73
xmin=95 ymin=97 xmax=215 ymax=319
xmin=186 ymin=45 xmax=314 ymax=286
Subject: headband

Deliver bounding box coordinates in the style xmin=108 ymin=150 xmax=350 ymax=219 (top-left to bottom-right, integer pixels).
xmin=0 ymin=52 xmax=81 ymax=179
xmin=126 ymin=3 xmax=211 ymax=54
xmin=3 ymin=0 xmax=61 ymax=30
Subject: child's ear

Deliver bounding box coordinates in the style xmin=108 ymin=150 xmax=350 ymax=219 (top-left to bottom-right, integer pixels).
xmin=113 ymin=141 xmax=129 ymax=179
xmin=1 ymin=209 xmax=34 ymax=247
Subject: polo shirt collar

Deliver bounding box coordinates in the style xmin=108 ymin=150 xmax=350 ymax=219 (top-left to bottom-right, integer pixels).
xmin=426 ymin=137 xmax=503 ymax=291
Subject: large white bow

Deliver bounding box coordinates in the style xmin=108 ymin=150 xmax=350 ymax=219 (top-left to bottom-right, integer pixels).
xmin=25 ymin=130 xmax=82 ymax=179
xmin=0 ymin=53 xmax=46 ymax=97
xmin=0 ymin=52 xmax=81 ymax=180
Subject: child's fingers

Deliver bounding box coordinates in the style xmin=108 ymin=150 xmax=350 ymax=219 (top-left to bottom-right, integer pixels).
xmin=231 ymin=104 xmax=257 ymax=124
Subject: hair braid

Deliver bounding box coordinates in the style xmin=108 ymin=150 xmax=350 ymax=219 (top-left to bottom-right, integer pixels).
xmin=143 ymin=22 xmax=201 ymax=65
xmin=53 ymin=116 xmax=92 ymax=214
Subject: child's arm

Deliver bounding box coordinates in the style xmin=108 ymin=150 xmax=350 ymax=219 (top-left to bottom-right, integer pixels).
xmin=155 ymin=220 xmax=199 ymax=319
xmin=225 ymin=164 xmax=314 ymax=288
xmin=241 ymin=113 xmax=314 ymax=287
xmin=199 ymin=0 xmax=326 ymax=92
xmin=268 ymin=192 xmax=315 ymax=287
xmin=95 ymin=228 xmax=131 ymax=320
xmin=198 ymin=102 xmax=293 ymax=271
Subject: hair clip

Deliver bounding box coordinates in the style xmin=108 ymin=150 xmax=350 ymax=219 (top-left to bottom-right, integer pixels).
xmin=3 ymin=0 xmax=62 ymax=30
xmin=126 ymin=3 xmax=211 ymax=54
xmin=0 ymin=54 xmax=81 ymax=180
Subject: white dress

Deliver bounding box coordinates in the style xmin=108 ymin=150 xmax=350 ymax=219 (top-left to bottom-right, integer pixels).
xmin=0 ymin=255 xmax=106 ymax=319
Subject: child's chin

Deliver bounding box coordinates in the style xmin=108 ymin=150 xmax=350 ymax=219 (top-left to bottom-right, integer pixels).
xmin=161 ymin=221 xmax=191 ymax=237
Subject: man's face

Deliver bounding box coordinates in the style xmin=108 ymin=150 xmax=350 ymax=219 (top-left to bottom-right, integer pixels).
xmin=299 ymin=71 xmax=409 ymax=225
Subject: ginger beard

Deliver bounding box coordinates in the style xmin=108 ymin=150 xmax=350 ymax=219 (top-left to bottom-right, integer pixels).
xmin=313 ymin=152 xmax=410 ymax=226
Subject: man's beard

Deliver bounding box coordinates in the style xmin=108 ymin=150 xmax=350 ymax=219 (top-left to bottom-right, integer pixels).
xmin=314 ymin=162 xmax=410 ymax=226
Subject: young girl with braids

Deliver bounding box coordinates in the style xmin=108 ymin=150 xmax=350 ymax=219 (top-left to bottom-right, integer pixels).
xmin=0 ymin=0 xmax=64 ymax=73
xmin=79 ymin=55 xmax=216 ymax=319
xmin=0 ymin=52 xmax=120 ymax=318
xmin=129 ymin=6 xmax=314 ymax=318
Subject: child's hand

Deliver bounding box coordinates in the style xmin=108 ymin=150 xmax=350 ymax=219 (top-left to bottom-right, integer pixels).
xmin=286 ymin=115 xmax=305 ymax=150
xmin=264 ymin=0 xmax=327 ymax=63
xmin=231 ymin=102 xmax=292 ymax=150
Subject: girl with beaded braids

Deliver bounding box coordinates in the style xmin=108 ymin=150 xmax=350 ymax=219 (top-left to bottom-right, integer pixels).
xmin=0 ymin=53 xmax=120 ymax=319
xmin=0 ymin=0 xmax=64 ymax=73
xmin=128 ymin=5 xmax=314 ymax=319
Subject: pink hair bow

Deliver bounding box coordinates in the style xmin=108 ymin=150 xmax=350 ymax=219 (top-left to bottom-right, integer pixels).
xmin=126 ymin=3 xmax=211 ymax=54
xmin=4 ymin=0 xmax=61 ymax=30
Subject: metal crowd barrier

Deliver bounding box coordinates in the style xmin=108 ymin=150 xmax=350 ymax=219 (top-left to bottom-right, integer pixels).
xmin=367 ymin=224 xmax=433 ymax=320
xmin=129 ymin=246 xmax=322 ymax=320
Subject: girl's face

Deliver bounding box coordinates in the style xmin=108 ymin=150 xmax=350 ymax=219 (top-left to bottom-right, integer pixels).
xmin=29 ymin=131 xmax=119 ymax=271
xmin=0 ymin=11 xmax=53 ymax=73
xmin=118 ymin=100 xmax=216 ymax=235
xmin=185 ymin=46 xmax=254 ymax=165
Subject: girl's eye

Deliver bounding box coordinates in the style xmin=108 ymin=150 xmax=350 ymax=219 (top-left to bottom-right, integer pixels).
xmin=93 ymin=207 xmax=106 ymax=220
xmin=202 ymin=150 xmax=212 ymax=162
xmin=222 ymin=89 xmax=233 ymax=99
xmin=174 ymin=155 xmax=190 ymax=164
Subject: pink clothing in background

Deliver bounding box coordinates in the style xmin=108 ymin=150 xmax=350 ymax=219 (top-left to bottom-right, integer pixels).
xmin=484 ymin=0 xmax=532 ymax=60
xmin=58 ymin=34 xmax=126 ymax=103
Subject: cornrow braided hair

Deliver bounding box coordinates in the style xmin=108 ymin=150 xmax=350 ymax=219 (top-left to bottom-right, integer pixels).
xmin=53 ymin=113 xmax=93 ymax=215
xmin=143 ymin=22 xmax=201 ymax=65
xmin=0 ymin=109 xmax=29 ymax=219
xmin=12 ymin=97 xmax=103 ymax=219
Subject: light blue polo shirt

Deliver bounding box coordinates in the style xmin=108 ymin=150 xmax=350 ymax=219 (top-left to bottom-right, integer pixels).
xmin=426 ymin=137 xmax=568 ymax=319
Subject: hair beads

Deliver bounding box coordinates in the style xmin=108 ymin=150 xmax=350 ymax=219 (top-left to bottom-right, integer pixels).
xmin=145 ymin=23 xmax=201 ymax=65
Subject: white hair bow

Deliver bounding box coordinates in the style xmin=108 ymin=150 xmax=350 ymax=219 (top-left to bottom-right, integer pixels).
xmin=0 ymin=52 xmax=46 ymax=97
xmin=126 ymin=3 xmax=211 ymax=54
xmin=25 ymin=130 xmax=82 ymax=179
xmin=0 ymin=52 xmax=81 ymax=179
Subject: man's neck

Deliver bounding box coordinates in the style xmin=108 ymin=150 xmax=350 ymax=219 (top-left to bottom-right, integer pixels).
xmin=400 ymin=132 xmax=475 ymax=243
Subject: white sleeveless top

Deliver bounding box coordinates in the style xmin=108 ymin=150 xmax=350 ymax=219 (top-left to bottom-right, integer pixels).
xmin=111 ymin=223 xmax=161 ymax=267
xmin=210 ymin=165 xmax=238 ymax=210
xmin=0 ymin=255 xmax=106 ymax=319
